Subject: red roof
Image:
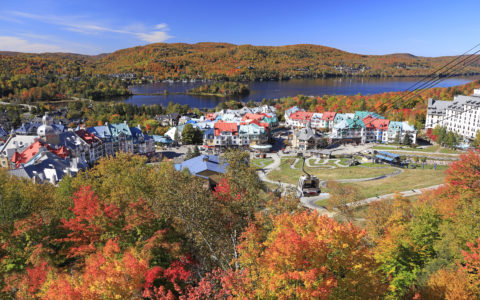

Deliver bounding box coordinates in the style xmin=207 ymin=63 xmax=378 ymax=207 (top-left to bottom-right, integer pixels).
xmin=289 ymin=111 xmax=313 ymax=122
xmin=214 ymin=122 xmax=238 ymax=136
xmin=11 ymin=140 xmax=70 ymax=168
xmin=363 ymin=116 xmax=390 ymax=130
xmin=322 ymin=111 xmax=337 ymax=121
xmin=249 ymin=119 xmax=270 ymax=130
xmin=76 ymin=129 xmax=102 ymax=146
xmin=242 ymin=113 xmax=265 ymax=122
xmin=206 ymin=113 xmax=217 ymax=121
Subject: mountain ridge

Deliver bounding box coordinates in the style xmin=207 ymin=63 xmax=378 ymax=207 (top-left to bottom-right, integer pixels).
xmin=2 ymin=42 xmax=480 ymax=81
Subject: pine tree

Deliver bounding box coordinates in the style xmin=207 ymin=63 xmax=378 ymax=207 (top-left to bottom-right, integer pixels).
xmin=402 ymin=132 xmax=412 ymax=146
xmin=193 ymin=146 xmax=201 ymax=158
xmin=185 ymin=147 xmax=193 ymax=160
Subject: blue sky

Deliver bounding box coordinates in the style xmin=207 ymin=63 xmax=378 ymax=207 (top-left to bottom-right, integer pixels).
xmin=0 ymin=0 xmax=478 ymax=56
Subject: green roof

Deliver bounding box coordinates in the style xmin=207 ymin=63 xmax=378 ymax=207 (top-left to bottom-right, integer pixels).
xmin=108 ymin=122 xmax=132 ymax=138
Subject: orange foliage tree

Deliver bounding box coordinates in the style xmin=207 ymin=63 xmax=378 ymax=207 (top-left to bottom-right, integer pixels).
xmin=226 ymin=211 xmax=386 ymax=299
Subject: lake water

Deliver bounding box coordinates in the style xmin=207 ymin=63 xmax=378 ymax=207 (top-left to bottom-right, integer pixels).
xmin=123 ymin=76 xmax=480 ymax=109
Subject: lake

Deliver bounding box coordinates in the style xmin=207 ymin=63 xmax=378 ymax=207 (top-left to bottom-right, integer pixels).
xmin=122 ymin=76 xmax=480 ymax=109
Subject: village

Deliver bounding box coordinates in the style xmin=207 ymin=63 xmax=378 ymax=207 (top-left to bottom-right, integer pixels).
xmin=1 ymin=89 xmax=477 ymax=200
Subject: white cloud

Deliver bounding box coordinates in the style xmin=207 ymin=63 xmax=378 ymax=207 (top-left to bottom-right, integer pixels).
xmin=155 ymin=23 xmax=168 ymax=30
xmin=137 ymin=31 xmax=172 ymax=43
xmin=0 ymin=36 xmax=68 ymax=53
xmin=8 ymin=11 xmax=172 ymax=43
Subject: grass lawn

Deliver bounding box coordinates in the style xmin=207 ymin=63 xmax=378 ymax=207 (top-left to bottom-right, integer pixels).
xmin=252 ymin=158 xmax=274 ymax=168
xmin=268 ymin=160 xmax=398 ymax=185
xmin=373 ymin=144 xmax=464 ymax=155
xmin=345 ymin=167 xmax=447 ymax=199
xmin=439 ymin=148 xmax=466 ymax=154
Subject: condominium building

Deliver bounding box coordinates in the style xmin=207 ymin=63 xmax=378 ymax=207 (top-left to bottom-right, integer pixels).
xmin=426 ymin=89 xmax=480 ymax=139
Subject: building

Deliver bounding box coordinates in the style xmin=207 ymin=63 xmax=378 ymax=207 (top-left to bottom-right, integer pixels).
xmin=363 ymin=117 xmax=390 ymax=143
xmin=291 ymin=126 xmax=323 ymax=150
xmin=57 ymin=131 xmax=91 ymax=164
xmin=330 ymin=118 xmax=365 ymax=144
xmin=174 ymin=154 xmax=227 ymax=187
xmin=130 ymin=125 xmax=155 ymax=155
xmin=10 ymin=140 xmax=69 ymax=169
xmin=155 ymin=113 xmax=180 ymax=126
xmin=0 ymin=135 xmax=39 ymax=168
xmin=108 ymin=122 xmax=134 ymax=153
xmin=425 ymin=99 xmax=451 ymax=130
xmin=426 ymin=89 xmax=480 ymax=140
xmin=86 ymin=125 xmax=115 ymax=156
xmin=321 ymin=112 xmax=337 ymax=130
xmin=284 ymin=107 xmax=417 ymax=146
xmin=374 ymin=151 xmax=401 ymax=165
xmin=387 ymin=121 xmax=417 ymax=144
xmin=239 ymin=122 xmax=268 ymax=146
xmin=75 ymin=129 xmax=104 ymax=164
xmin=212 ymin=122 xmax=240 ymax=148
xmin=9 ymin=151 xmax=87 ymax=185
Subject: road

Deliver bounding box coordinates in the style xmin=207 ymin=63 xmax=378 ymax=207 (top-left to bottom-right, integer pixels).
xmin=0 ymin=101 xmax=36 ymax=111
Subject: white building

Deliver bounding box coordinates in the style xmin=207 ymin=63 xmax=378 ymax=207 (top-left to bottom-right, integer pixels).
xmin=426 ymin=89 xmax=480 ymax=139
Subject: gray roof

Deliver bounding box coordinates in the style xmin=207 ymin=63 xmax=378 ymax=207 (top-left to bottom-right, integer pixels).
xmin=429 ymin=93 xmax=480 ymax=115
xmin=8 ymin=167 xmax=31 ymax=180
xmin=295 ymin=127 xmax=321 ymax=141
xmin=427 ymin=99 xmax=451 ymax=116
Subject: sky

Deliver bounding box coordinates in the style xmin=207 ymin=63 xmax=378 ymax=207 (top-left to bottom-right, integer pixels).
xmin=0 ymin=0 xmax=479 ymax=56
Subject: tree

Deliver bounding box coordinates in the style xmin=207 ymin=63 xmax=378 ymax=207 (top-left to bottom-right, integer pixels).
xmin=181 ymin=124 xmax=203 ymax=145
xmin=402 ymin=132 xmax=412 ymax=146
xmin=473 ymin=131 xmax=480 ymax=148
xmin=185 ymin=147 xmax=193 ymax=160
xmin=228 ymin=211 xmax=386 ymax=299
xmin=394 ymin=131 xmax=401 ymax=144
xmin=325 ymin=181 xmax=358 ymax=221
xmin=422 ymin=268 xmax=475 ymax=300
xmin=193 ymin=145 xmax=201 ymax=158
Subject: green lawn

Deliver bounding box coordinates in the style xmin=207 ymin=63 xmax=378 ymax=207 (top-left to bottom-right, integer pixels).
xmin=268 ymin=160 xmax=398 ymax=185
xmin=252 ymin=158 xmax=274 ymax=168
xmin=373 ymin=144 xmax=464 ymax=155
xmin=345 ymin=168 xmax=447 ymax=199
xmin=439 ymin=148 xmax=465 ymax=154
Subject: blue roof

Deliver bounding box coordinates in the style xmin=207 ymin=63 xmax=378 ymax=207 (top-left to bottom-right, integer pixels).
xmin=375 ymin=154 xmax=394 ymax=162
xmin=109 ymin=122 xmax=132 ymax=138
xmin=87 ymin=126 xmax=111 ymax=139
xmin=203 ymin=128 xmax=214 ymax=138
xmin=152 ymin=135 xmax=173 ymax=144
xmin=15 ymin=122 xmax=41 ymax=134
xmin=0 ymin=127 xmax=7 ymax=137
xmin=377 ymin=151 xmax=400 ymax=159
xmin=175 ymin=155 xmax=227 ymax=178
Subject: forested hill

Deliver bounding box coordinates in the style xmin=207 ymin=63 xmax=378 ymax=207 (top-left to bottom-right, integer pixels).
xmin=97 ymin=43 xmax=480 ymax=80
xmin=2 ymin=43 xmax=480 ymax=82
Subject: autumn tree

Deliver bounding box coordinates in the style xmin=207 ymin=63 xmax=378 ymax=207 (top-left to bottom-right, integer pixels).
xmin=325 ymin=181 xmax=359 ymax=221
xmin=228 ymin=211 xmax=386 ymax=299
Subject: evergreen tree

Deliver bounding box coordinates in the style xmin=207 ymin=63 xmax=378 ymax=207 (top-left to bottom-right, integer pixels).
xmin=402 ymin=132 xmax=412 ymax=146
xmin=394 ymin=132 xmax=401 ymax=144
xmin=193 ymin=145 xmax=201 ymax=158
xmin=185 ymin=147 xmax=193 ymax=160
